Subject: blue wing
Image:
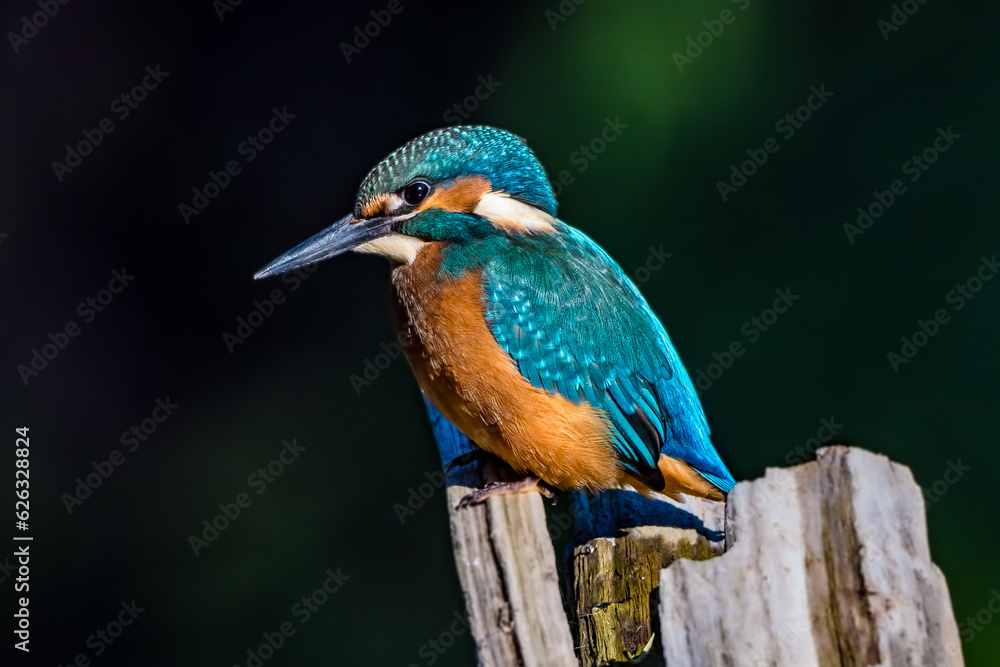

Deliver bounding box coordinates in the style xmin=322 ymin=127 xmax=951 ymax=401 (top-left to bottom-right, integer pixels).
xmin=482 ymin=226 xmax=734 ymax=493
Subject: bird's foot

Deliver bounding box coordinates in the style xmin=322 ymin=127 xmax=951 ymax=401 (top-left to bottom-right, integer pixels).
xmin=457 ymin=477 xmax=557 ymax=509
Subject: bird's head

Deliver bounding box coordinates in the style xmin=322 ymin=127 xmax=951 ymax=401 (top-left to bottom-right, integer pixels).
xmin=255 ymin=125 xmax=559 ymax=279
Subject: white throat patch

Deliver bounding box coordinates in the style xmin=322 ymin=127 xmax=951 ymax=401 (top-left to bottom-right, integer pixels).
xmin=353 ymin=233 xmax=426 ymax=264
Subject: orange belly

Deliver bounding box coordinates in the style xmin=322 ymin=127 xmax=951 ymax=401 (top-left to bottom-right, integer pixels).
xmin=390 ymin=243 xmax=622 ymax=492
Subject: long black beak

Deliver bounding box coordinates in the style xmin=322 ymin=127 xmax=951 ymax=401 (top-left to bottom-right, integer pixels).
xmin=254 ymin=212 xmax=394 ymax=279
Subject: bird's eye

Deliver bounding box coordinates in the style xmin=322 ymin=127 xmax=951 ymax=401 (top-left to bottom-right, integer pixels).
xmin=402 ymin=181 xmax=430 ymax=206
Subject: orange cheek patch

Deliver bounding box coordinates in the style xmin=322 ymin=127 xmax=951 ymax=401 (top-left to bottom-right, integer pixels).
xmin=359 ymin=193 xmax=390 ymax=219
xmin=417 ymin=175 xmax=492 ymax=214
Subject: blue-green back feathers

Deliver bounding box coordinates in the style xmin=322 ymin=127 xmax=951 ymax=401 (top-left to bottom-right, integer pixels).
xmin=457 ymin=227 xmax=735 ymax=494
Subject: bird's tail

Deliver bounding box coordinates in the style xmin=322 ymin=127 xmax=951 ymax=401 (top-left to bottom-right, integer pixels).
xmin=629 ymin=454 xmax=727 ymax=502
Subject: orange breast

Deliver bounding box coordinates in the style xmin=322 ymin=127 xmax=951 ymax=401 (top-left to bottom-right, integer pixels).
xmin=390 ymin=243 xmax=621 ymax=492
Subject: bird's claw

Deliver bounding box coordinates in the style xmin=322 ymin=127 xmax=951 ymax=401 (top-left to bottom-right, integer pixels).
xmin=456 ymin=477 xmax=557 ymax=509
xmin=445 ymin=450 xmax=487 ymax=473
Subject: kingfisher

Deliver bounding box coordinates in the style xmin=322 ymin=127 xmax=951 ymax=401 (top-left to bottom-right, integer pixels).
xmin=255 ymin=126 xmax=734 ymax=504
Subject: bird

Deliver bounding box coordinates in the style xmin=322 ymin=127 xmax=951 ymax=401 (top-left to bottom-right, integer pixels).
xmin=255 ymin=125 xmax=735 ymax=504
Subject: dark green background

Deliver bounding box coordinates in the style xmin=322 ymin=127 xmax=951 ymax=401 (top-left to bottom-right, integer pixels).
xmin=2 ymin=0 xmax=997 ymax=665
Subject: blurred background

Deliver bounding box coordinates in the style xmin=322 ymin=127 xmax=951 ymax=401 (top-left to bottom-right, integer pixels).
xmin=2 ymin=0 xmax=998 ymax=664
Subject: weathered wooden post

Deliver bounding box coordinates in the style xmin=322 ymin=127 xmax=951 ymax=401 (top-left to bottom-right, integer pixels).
xmin=427 ymin=396 xmax=964 ymax=667
xmin=658 ymin=446 xmax=964 ymax=666
xmin=426 ymin=400 xmax=578 ymax=667
xmin=569 ymin=490 xmax=724 ymax=665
